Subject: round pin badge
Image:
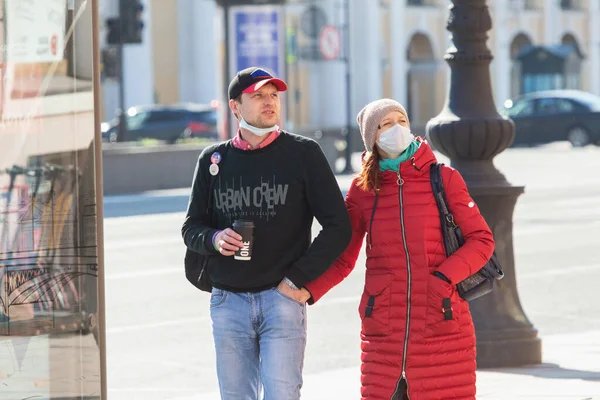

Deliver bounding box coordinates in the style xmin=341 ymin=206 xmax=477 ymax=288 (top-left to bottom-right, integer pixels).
xmin=211 ymin=152 xmax=222 ymax=164
xmin=209 ymin=163 xmax=219 ymax=176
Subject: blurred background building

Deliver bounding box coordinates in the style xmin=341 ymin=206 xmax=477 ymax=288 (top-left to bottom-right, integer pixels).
xmin=98 ymin=0 xmax=600 ymax=140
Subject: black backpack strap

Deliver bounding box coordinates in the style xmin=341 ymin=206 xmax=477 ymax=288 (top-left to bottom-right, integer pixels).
xmin=430 ymin=163 xmax=449 ymax=223
xmin=430 ymin=163 xmax=463 ymax=255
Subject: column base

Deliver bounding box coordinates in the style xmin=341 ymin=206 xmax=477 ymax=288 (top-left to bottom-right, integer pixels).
xmin=476 ymin=330 xmax=542 ymax=368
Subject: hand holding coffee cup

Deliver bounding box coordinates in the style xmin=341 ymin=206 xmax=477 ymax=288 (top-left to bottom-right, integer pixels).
xmin=214 ymin=229 xmax=244 ymax=256
xmin=232 ymin=220 xmax=255 ymax=261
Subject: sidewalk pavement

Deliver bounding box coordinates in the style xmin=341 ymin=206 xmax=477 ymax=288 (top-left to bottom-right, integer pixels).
xmin=172 ymin=329 xmax=600 ymax=400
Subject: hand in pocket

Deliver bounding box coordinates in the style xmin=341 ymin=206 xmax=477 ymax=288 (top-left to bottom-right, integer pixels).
xmin=428 ymin=273 xmax=454 ymax=299
xmin=424 ymin=274 xmax=459 ymax=338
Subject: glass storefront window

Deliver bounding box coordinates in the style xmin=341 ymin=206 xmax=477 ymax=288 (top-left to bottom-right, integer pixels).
xmin=0 ymin=0 xmax=103 ymax=398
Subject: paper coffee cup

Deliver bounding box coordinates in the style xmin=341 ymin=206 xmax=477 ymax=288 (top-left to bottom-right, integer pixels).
xmin=232 ymin=220 xmax=255 ymax=261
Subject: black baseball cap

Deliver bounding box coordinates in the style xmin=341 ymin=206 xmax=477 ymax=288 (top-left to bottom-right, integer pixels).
xmin=228 ymin=67 xmax=287 ymax=100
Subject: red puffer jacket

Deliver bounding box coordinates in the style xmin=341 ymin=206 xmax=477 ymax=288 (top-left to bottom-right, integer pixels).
xmin=305 ymin=143 xmax=495 ymax=400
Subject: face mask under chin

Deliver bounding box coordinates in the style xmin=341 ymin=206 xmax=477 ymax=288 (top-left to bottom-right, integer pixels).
xmin=238 ymin=110 xmax=279 ymax=137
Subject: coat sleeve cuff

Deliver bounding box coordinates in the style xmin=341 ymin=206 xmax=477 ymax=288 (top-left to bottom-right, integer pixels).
xmin=435 ymin=254 xmax=472 ymax=285
xmin=303 ymin=281 xmax=326 ymax=305
xmin=204 ymin=228 xmax=221 ymax=255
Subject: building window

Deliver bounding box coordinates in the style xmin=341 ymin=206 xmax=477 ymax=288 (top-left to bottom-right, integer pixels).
xmin=560 ymin=0 xmax=582 ymax=10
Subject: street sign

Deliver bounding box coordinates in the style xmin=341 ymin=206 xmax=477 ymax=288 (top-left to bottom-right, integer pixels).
xmin=5 ymin=0 xmax=66 ymax=63
xmin=227 ymin=4 xmax=285 ymax=139
xmin=319 ymin=25 xmax=341 ymax=61
xmin=300 ymin=5 xmax=327 ymax=39
xmin=230 ymin=6 xmax=283 ymax=77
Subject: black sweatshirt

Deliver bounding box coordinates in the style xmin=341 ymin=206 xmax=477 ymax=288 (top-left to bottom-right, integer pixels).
xmin=181 ymin=131 xmax=352 ymax=292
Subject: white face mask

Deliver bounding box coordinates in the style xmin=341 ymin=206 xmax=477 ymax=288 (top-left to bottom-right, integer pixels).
xmin=237 ymin=106 xmax=279 ymax=137
xmin=239 ymin=117 xmax=278 ymax=136
xmin=377 ymin=124 xmax=414 ymax=157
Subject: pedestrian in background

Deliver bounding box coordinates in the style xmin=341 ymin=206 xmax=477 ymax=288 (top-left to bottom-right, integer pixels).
xmin=182 ymin=66 xmax=352 ymax=400
xmin=305 ymin=98 xmax=495 ymax=400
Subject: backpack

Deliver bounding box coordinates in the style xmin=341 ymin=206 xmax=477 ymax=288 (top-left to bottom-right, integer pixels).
xmin=184 ymin=143 xmax=229 ymax=292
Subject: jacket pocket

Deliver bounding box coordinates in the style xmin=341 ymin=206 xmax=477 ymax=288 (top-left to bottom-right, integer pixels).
xmin=424 ymin=274 xmax=460 ymax=338
xmin=358 ymin=273 xmax=393 ymax=337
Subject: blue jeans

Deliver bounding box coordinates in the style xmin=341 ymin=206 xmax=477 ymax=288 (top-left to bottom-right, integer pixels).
xmin=210 ymin=287 xmax=307 ymax=400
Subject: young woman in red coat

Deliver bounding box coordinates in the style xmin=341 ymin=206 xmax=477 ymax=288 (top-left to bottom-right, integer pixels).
xmin=305 ymin=99 xmax=495 ymax=400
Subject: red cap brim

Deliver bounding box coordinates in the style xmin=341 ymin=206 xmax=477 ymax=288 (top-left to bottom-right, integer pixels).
xmin=242 ymin=78 xmax=288 ymax=94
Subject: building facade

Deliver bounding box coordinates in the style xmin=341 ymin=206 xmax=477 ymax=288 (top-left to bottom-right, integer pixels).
xmin=104 ymin=0 xmax=600 ymax=141
xmin=98 ymin=0 xmax=219 ymax=121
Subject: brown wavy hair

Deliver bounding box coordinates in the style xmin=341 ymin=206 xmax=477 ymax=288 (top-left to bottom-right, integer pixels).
xmin=356 ymin=149 xmax=382 ymax=193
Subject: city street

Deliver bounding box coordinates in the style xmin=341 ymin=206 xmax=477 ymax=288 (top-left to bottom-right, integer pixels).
xmin=103 ymin=143 xmax=600 ymax=399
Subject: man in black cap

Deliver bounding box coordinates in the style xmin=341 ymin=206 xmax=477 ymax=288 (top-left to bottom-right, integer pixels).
xmin=182 ymin=67 xmax=352 ymax=399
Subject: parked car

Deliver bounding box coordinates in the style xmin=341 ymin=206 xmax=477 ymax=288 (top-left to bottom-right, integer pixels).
xmin=501 ymin=90 xmax=600 ymax=147
xmin=101 ymin=104 xmax=219 ymax=144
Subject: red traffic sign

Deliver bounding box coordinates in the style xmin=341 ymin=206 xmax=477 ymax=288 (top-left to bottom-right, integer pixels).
xmin=319 ymin=25 xmax=341 ymax=61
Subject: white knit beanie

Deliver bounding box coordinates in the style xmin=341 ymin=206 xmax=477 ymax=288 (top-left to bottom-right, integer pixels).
xmin=356 ymin=99 xmax=409 ymax=152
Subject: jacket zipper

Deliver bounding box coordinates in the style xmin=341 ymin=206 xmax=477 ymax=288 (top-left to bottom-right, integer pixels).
xmin=368 ymin=192 xmax=380 ymax=250
xmin=390 ymin=171 xmax=411 ymax=400
xmin=391 ymin=372 xmax=411 ymax=400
